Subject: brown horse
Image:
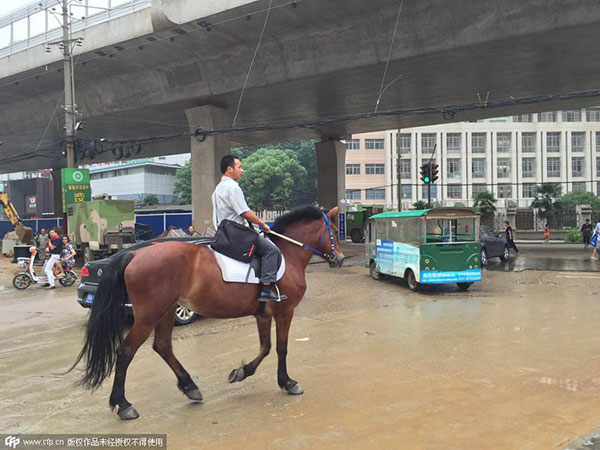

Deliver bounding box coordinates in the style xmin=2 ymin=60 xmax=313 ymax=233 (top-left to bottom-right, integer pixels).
xmin=71 ymin=205 xmax=344 ymax=420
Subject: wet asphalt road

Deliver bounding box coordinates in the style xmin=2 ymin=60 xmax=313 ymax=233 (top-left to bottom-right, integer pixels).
xmin=2 ymin=244 xmax=600 ymax=449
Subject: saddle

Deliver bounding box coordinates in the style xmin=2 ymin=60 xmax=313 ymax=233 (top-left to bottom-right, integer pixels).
xmin=209 ymin=247 xmax=285 ymax=284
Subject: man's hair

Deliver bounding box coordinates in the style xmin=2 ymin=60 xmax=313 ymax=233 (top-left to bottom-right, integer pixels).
xmin=586 ymin=219 xmax=590 ymax=222
xmin=503 ymin=220 xmax=509 ymax=225
xmin=220 ymin=154 xmax=239 ymax=174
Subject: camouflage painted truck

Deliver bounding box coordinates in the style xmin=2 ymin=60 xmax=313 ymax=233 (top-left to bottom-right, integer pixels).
xmin=67 ymin=199 xmax=136 ymax=263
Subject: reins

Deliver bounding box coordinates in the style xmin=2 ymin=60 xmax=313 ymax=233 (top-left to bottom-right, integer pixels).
xmin=267 ymin=212 xmax=337 ymax=262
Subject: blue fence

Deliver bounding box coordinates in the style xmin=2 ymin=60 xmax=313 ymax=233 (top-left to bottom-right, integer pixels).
xmin=0 ymin=213 xmax=193 ymax=240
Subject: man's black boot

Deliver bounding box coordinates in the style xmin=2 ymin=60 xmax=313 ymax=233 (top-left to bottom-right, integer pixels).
xmin=259 ymin=284 xmax=287 ymax=302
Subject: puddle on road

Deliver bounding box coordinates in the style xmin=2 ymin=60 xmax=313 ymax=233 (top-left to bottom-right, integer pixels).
xmin=486 ymin=257 xmax=600 ymax=272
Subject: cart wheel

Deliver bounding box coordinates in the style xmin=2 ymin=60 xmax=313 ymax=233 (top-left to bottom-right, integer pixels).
xmin=350 ymin=229 xmax=363 ymax=243
xmin=13 ymin=273 xmax=32 ymax=290
xmin=405 ymin=269 xmax=419 ymax=292
xmin=369 ymin=261 xmax=381 ymax=280
xmin=457 ymin=282 xmax=472 ymax=291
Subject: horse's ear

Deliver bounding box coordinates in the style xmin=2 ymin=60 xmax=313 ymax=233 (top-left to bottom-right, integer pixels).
xmin=327 ymin=206 xmax=339 ymax=218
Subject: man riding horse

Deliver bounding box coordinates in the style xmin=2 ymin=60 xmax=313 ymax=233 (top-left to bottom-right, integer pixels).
xmin=212 ymin=154 xmax=287 ymax=302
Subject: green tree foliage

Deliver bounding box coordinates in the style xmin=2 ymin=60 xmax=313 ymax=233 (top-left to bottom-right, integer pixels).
xmin=557 ymin=191 xmax=600 ymax=213
xmin=173 ymin=160 xmax=192 ymax=205
xmin=473 ymin=191 xmax=497 ymax=216
xmin=237 ymin=148 xmax=308 ymax=209
xmin=412 ymin=200 xmax=428 ymax=210
xmin=530 ymin=183 xmax=562 ymax=218
xmin=140 ymin=194 xmax=159 ymax=206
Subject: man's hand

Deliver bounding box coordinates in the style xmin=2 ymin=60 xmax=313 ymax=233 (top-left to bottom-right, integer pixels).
xmin=262 ymin=223 xmax=271 ymax=234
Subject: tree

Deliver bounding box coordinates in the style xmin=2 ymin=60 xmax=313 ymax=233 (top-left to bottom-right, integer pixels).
xmin=237 ymin=148 xmax=308 ymax=209
xmin=531 ymin=183 xmax=562 ymax=218
xmin=557 ymin=190 xmax=600 ymax=213
xmin=140 ymin=194 xmax=159 ymax=206
xmin=473 ymin=190 xmax=497 ymax=216
xmin=412 ymin=200 xmax=428 ymax=210
xmin=173 ymin=160 xmax=191 ymax=205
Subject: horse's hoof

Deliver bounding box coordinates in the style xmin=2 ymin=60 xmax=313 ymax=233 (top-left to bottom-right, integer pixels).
xmin=185 ymin=388 xmax=203 ymax=402
xmin=228 ymin=367 xmax=245 ymax=383
xmin=117 ymin=405 xmax=139 ymax=420
xmin=283 ymin=381 xmax=304 ymax=395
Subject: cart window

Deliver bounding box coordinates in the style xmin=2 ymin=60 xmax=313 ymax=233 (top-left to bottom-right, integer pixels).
xmin=426 ymin=218 xmax=476 ymax=243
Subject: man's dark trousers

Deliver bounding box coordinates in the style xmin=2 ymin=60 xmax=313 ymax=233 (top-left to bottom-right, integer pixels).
xmin=254 ymin=235 xmax=280 ymax=283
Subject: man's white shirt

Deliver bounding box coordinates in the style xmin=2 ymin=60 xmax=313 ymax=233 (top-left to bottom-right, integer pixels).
xmin=212 ymin=176 xmax=250 ymax=229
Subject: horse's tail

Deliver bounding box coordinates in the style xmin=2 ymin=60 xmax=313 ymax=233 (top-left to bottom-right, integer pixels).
xmin=68 ymin=251 xmax=135 ymax=390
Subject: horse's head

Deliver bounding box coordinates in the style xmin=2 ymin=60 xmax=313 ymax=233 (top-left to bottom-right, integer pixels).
xmin=319 ymin=207 xmax=345 ymax=268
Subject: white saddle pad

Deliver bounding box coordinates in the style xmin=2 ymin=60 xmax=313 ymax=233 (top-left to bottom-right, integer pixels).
xmin=210 ymin=247 xmax=286 ymax=284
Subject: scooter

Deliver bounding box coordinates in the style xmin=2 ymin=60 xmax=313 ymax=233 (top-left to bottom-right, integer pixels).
xmin=12 ymin=246 xmax=78 ymax=290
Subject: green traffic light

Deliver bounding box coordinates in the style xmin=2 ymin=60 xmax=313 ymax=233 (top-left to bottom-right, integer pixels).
xmin=424 ymin=177 xmax=430 ymax=183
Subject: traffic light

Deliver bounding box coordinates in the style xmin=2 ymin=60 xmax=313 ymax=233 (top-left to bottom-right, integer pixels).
xmin=420 ymin=163 xmax=432 ymax=184
xmin=431 ymin=163 xmax=439 ymax=183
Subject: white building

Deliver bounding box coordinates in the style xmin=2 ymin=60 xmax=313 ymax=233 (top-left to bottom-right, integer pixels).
xmin=346 ymin=107 xmax=600 ymax=209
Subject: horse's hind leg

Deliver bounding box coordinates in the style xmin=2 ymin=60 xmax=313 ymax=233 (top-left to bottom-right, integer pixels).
xmin=153 ymin=305 xmax=203 ymax=402
xmin=109 ymin=321 xmax=154 ymax=420
xmin=275 ymin=311 xmax=303 ymax=395
xmin=229 ymin=315 xmax=272 ymax=383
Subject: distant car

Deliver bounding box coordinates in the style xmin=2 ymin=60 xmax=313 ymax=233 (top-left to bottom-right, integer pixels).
xmin=77 ymin=235 xmax=212 ymax=325
xmin=479 ymin=226 xmax=509 ymax=265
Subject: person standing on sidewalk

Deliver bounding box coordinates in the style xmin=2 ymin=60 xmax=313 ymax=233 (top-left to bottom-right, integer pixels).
xmin=43 ymin=229 xmax=63 ymax=289
xmin=591 ymin=220 xmax=600 ymax=260
xmin=581 ymin=219 xmax=593 ymax=250
xmin=504 ymin=220 xmax=519 ymax=254
xmin=544 ymin=224 xmax=550 ymax=244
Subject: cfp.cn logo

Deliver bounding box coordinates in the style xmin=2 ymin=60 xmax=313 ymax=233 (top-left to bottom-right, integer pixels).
xmin=4 ymin=436 xmax=20 ymax=449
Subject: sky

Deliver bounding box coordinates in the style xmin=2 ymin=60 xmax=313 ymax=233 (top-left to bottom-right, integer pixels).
xmin=0 ymin=0 xmax=35 ymax=16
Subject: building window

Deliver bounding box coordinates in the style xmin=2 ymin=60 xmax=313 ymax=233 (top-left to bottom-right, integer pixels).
xmin=571 ymin=132 xmax=586 ymax=153
xmin=523 ymin=183 xmax=536 ymax=198
xmin=597 ymin=132 xmax=600 ymax=149
xmin=547 ymin=157 xmax=561 ymax=177
xmin=497 ymin=133 xmax=511 ymax=153
xmin=365 ymin=163 xmax=385 ymax=175
xmin=513 ymin=114 xmax=533 ymax=122
xmin=472 ymin=158 xmax=486 ymax=178
xmin=365 ymin=188 xmax=385 ymax=200
xmin=446 ymin=133 xmax=461 ymax=153
xmin=587 ymin=108 xmax=600 ymax=122
xmin=597 ymin=157 xmax=600 ymax=177
xmin=572 ymin=157 xmax=585 ymax=177
xmin=538 ymin=111 xmax=557 ymax=122
xmin=345 ymin=164 xmax=360 ymax=175
xmin=447 ymin=158 xmax=461 ymax=179
xmin=471 ymin=133 xmax=486 ymax=154
xmin=345 ymin=139 xmax=360 ymax=150
xmin=398 ymin=133 xmax=411 ymax=154
xmin=572 ymin=182 xmax=586 ymax=192
xmin=497 ymin=158 xmax=511 ymax=178
xmin=522 ymin=132 xmax=536 ymax=153
xmin=401 ymin=185 xmax=412 ymax=199
xmin=345 ymin=189 xmax=361 ymax=200
xmin=498 ymin=184 xmax=512 ymax=199
xmin=472 ymin=184 xmax=488 ymax=195
xmin=522 ymin=157 xmax=536 ymax=178
xmin=562 ymin=110 xmax=581 ymax=122
xmin=423 ymin=184 xmax=437 ymax=199
xmin=365 ymin=139 xmax=384 ymax=150
xmin=547 ymin=132 xmax=561 ymax=152
xmin=421 ymin=133 xmax=437 ymax=154
xmin=447 ymin=185 xmax=462 ymax=199
xmin=399 ymin=160 xmax=411 ymax=178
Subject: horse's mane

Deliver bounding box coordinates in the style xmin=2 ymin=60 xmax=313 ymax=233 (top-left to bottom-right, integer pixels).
xmin=271 ymin=205 xmax=324 ymax=234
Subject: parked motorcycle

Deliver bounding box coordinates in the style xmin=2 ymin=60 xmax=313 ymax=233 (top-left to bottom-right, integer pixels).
xmin=12 ymin=247 xmax=78 ymax=290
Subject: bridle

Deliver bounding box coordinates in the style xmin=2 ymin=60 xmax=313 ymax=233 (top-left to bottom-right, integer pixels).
xmin=268 ymin=212 xmax=338 ymax=263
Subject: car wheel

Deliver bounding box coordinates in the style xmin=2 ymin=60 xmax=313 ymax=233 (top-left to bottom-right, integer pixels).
xmin=174 ymin=304 xmax=197 ymax=326
xmin=457 ymin=282 xmax=472 ymax=291
xmin=480 ymin=248 xmax=488 ymax=266
xmin=499 ymin=246 xmax=510 ymax=262
xmin=369 ymin=261 xmax=381 ymax=280
xmin=405 ymin=269 xmax=419 ymax=292
xmin=13 ymin=273 xmax=32 ymax=290
xmin=350 ymin=228 xmax=363 ymax=243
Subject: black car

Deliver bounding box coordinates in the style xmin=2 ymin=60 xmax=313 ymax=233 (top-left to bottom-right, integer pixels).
xmin=77 ymin=236 xmax=212 ymax=325
xmin=479 ymin=225 xmax=509 ymax=265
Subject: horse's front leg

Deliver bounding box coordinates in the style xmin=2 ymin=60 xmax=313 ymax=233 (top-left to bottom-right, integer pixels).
xmin=274 ymin=311 xmax=303 ymax=395
xmin=229 ymin=314 xmax=272 ymax=383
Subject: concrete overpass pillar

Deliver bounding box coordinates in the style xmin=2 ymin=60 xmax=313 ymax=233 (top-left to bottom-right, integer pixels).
xmin=315 ymin=139 xmax=346 ymax=209
xmin=185 ymin=105 xmax=230 ymax=233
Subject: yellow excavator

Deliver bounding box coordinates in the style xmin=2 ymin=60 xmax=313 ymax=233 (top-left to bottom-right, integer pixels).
xmin=0 ymin=192 xmax=33 ymax=244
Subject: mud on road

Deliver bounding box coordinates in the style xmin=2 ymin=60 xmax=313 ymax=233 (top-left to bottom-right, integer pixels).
xmin=1 ymin=254 xmax=600 ymax=449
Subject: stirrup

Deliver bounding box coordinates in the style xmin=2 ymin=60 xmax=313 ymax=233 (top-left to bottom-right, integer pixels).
xmin=259 ymin=284 xmax=287 ymax=302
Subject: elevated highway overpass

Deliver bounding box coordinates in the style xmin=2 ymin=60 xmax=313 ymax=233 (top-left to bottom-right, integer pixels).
xmin=1 ymin=0 xmax=600 ymax=226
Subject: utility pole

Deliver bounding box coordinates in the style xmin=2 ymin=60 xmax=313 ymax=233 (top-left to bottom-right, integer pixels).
xmin=62 ymin=0 xmax=75 ymax=168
